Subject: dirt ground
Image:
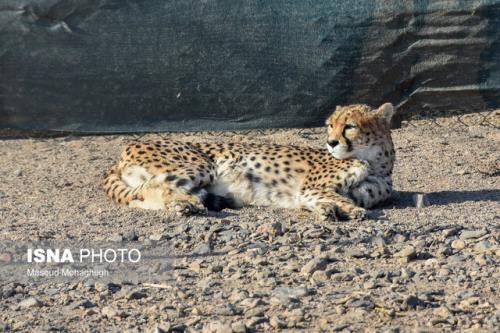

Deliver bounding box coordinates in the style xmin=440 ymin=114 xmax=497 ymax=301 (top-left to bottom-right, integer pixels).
xmin=0 ymin=112 xmax=499 ymax=332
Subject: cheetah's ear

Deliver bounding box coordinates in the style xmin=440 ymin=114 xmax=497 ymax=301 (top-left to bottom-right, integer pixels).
xmin=376 ymin=103 xmax=395 ymax=124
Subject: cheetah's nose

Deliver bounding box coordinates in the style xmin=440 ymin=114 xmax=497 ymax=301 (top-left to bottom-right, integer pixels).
xmin=327 ymin=140 xmax=339 ymax=148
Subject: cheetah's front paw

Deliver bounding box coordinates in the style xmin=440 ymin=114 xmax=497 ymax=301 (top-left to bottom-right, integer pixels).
xmin=346 ymin=206 xmax=367 ymax=220
xmin=168 ymin=200 xmax=207 ymax=216
xmin=315 ymin=203 xmax=339 ymax=222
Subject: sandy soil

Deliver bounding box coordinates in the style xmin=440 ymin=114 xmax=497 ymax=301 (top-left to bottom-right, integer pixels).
xmin=0 ymin=112 xmax=499 ymax=332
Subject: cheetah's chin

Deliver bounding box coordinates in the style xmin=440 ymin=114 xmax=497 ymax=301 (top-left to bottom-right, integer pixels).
xmin=326 ymin=143 xmax=351 ymax=160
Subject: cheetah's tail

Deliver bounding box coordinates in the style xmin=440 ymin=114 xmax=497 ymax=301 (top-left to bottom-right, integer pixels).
xmin=102 ymin=164 xmax=143 ymax=205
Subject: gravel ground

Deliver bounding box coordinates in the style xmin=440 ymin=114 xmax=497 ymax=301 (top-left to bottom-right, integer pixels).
xmin=0 ymin=112 xmax=499 ymax=332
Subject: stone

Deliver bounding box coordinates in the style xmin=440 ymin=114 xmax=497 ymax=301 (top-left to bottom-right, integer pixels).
xmin=363 ymin=281 xmax=377 ymax=289
xmin=202 ymin=321 xmax=232 ymax=333
xmin=127 ymin=290 xmax=148 ymax=300
xmin=13 ymin=170 xmax=22 ymax=177
xmin=273 ymin=286 xmax=311 ymax=300
xmin=189 ymin=261 xmax=202 ymax=273
xmin=311 ymin=270 xmax=331 ymax=282
xmin=245 ymin=316 xmax=267 ymax=328
xmin=442 ymin=228 xmax=460 ymax=238
xmin=108 ymin=234 xmax=123 ymax=242
xmin=231 ymin=321 xmax=247 ymax=333
xmin=101 ymin=306 xmax=119 ymax=318
xmin=153 ymin=324 xmax=169 ymax=333
xmin=149 ymin=233 xmax=167 ymax=241
xmin=192 ymin=243 xmax=212 ymax=256
xmin=71 ymin=299 xmax=96 ymax=309
xmin=392 ymin=234 xmax=407 ymax=243
xmin=475 ymin=254 xmax=488 ymax=266
xmin=434 ymin=306 xmax=453 ymax=318
xmin=256 ymin=222 xmax=284 ymax=237
xmin=300 ymin=258 xmax=329 ymax=275
xmin=269 ymin=316 xmax=286 ymax=328
xmin=394 ymin=246 xmax=417 ymax=259
xmin=451 ymin=239 xmax=466 ymax=250
xmin=123 ymin=230 xmax=138 ymax=241
xmin=18 ymin=297 xmax=42 ymax=309
xmin=474 ymin=240 xmax=491 ymax=252
xmin=413 ymin=193 xmax=429 ymax=208
xmin=239 ymin=298 xmax=265 ymax=309
xmin=459 ymin=229 xmax=488 ymax=240
xmin=404 ymin=295 xmax=424 ymax=309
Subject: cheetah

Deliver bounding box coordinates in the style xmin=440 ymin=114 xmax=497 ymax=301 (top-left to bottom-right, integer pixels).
xmin=103 ymin=103 xmax=395 ymax=220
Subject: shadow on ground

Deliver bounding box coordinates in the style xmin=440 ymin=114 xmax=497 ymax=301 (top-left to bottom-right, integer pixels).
xmin=390 ymin=189 xmax=500 ymax=209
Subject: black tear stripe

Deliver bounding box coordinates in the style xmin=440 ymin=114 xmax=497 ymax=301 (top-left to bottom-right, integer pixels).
xmin=342 ymin=127 xmax=353 ymax=152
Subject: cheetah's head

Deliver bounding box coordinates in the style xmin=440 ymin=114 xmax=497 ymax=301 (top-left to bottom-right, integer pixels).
xmin=325 ymin=103 xmax=395 ymax=162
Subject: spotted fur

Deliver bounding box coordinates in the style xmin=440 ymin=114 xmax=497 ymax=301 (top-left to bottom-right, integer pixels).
xmin=103 ymin=103 xmax=396 ymax=220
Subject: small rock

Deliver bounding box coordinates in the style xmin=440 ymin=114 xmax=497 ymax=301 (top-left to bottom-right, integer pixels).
xmin=127 ymin=290 xmax=148 ymax=300
xmin=101 ymin=306 xmax=119 ymax=318
xmin=123 ymin=230 xmax=138 ymax=241
xmin=149 ymin=233 xmax=167 ymax=241
xmin=436 ymin=246 xmax=453 ymax=258
xmin=404 ymin=295 xmax=424 ymax=309
xmin=438 ymin=268 xmax=450 ymax=277
xmin=475 ymin=254 xmax=488 ymax=266
xmin=214 ymin=304 xmax=238 ymax=316
xmin=333 ymin=324 xmax=350 ymax=331
xmin=451 ymin=239 xmax=466 ymax=250
xmin=392 ymin=234 xmax=407 ymax=243
xmin=434 ymin=306 xmax=453 ymax=318
xmin=192 ymin=243 xmax=212 ymax=256
xmin=0 ymin=252 xmax=12 ymax=263
xmin=0 ymin=322 xmax=9 ymax=332
xmin=363 ymin=281 xmax=377 ymax=289
xmin=45 ymin=288 xmax=59 ymax=296
xmin=413 ymin=193 xmax=429 ymax=208
xmin=371 ymin=236 xmax=387 ymax=248
xmin=474 ymin=240 xmax=491 ymax=252
xmin=346 ymin=249 xmax=368 ymax=258
xmin=311 ymin=270 xmax=331 ymax=282
xmin=189 ymin=261 xmax=202 ymax=273
xmin=108 ymin=234 xmax=123 ymax=242
xmin=14 ymin=170 xmax=22 ymax=177
xmin=153 ymin=325 xmax=169 ymax=333
xmin=273 ymin=286 xmax=311 ymax=300
xmin=448 ymin=254 xmax=465 ymax=263
xmin=269 ymin=316 xmax=286 ymax=328
xmin=231 ymin=321 xmax=247 ymax=333
xmin=460 ymin=296 xmax=481 ymax=308
xmin=394 ymin=246 xmax=417 ymax=259
xmin=71 ymin=299 xmax=96 ymax=309
xmin=245 ymin=316 xmax=267 ymax=328
xmin=239 ymin=298 xmax=265 ymax=309
xmin=300 ymin=257 xmax=329 ymax=275
xmin=256 ymin=222 xmax=284 ymax=237
xmin=442 ymin=228 xmax=459 ymax=238
xmin=202 ymin=322 xmax=233 ymax=333
xmin=459 ymin=229 xmax=488 ymax=240
xmin=18 ymin=297 xmax=42 ymax=309
xmin=210 ymin=264 xmax=223 ymax=273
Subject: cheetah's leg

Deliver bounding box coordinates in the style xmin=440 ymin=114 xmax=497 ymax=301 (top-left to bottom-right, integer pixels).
xmin=300 ymin=187 xmax=367 ymax=221
xmin=348 ymin=176 xmax=392 ymax=208
xmin=129 ymin=173 xmax=207 ymax=215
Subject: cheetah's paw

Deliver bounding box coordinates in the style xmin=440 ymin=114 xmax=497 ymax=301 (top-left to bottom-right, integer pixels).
xmin=315 ymin=203 xmax=339 ymax=222
xmin=347 ymin=206 xmax=367 ymax=221
xmin=168 ymin=200 xmax=207 ymax=216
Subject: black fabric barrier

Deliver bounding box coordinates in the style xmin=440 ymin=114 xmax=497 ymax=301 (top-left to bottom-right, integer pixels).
xmin=1 ymin=0 xmax=499 ymax=132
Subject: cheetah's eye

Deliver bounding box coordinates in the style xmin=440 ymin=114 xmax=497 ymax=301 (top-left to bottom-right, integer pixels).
xmin=344 ymin=124 xmax=357 ymax=130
